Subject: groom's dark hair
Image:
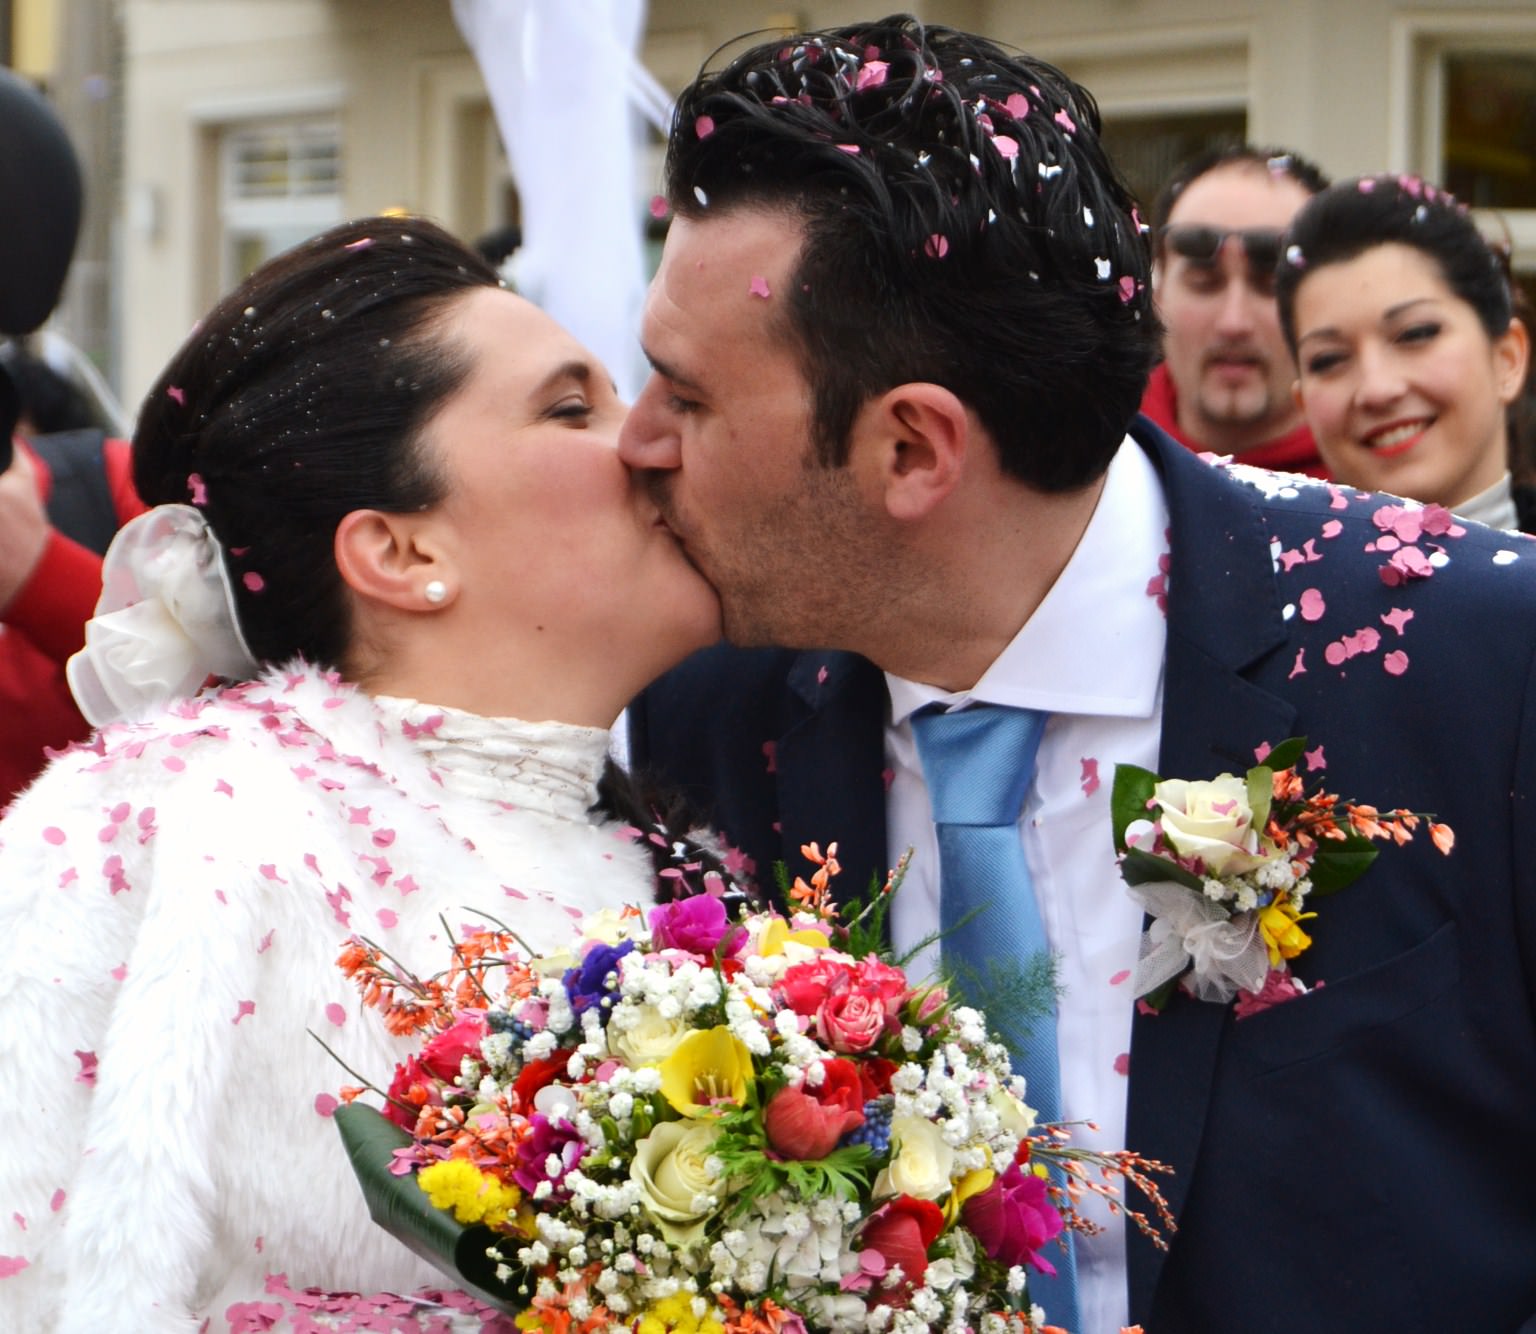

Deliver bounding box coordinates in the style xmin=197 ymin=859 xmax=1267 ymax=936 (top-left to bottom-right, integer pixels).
xmin=663 ymin=12 xmax=1158 ymax=492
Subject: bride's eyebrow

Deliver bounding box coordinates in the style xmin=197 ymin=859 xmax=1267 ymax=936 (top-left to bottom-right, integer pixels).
xmin=530 ymin=360 xmax=595 ymax=397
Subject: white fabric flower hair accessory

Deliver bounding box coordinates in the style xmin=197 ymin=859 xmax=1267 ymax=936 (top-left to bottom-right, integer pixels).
xmin=67 ymin=503 xmax=259 ymax=725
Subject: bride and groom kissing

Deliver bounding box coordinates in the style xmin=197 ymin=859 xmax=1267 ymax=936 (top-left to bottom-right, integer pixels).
xmin=2 ymin=14 xmax=1533 ymax=1333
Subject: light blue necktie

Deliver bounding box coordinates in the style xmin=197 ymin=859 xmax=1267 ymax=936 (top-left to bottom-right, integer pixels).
xmin=911 ymin=703 xmax=1079 ymax=1330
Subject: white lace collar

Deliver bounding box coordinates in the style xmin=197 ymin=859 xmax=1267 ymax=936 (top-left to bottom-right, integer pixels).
xmin=371 ymin=695 xmax=611 ymax=822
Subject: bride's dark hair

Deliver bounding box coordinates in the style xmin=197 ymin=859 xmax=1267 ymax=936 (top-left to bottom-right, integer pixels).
xmin=131 ymin=217 xmax=499 ymax=669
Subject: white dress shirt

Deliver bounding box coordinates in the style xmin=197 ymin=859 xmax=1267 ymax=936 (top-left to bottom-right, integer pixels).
xmin=885 ymin=438 xmax=1169 ymax=1333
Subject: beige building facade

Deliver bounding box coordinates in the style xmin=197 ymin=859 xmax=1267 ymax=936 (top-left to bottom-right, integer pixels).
xmin=24 ymin=0 xmax=1536 ymax=409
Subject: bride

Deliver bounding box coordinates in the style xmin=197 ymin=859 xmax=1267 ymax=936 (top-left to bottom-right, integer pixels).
xmin=0 ymin=218 xmax=722 ymax=1331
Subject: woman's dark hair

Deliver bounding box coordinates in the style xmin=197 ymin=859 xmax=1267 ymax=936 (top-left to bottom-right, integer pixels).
xmin=132 ymin=217 xmax=499 ymax=668
xmin=664 ymin=13 xmax=1158 ymax=492
xmin=1276 ymin=175 xmax=1515 ymax=353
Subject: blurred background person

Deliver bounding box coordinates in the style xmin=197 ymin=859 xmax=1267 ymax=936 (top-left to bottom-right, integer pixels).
xmin=0 ymin=65 xmax=142 ymax=807
xmin=1142 ymin=144 xmax=1331 ymax=475
xmin=1278 ymin=175 xmax=1533 ymax=530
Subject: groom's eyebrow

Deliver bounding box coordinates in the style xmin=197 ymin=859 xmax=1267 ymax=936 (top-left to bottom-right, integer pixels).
xmin=642 ymin=349 xmax=704 ymax=394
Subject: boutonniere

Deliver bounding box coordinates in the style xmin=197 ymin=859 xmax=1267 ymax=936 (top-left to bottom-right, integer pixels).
xmin=1111 ymin=739 xmax=1454 ymax=1016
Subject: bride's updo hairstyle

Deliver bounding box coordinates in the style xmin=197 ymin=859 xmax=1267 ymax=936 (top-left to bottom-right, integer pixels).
xmin=131 ymin=217 xmax=499 ymax=669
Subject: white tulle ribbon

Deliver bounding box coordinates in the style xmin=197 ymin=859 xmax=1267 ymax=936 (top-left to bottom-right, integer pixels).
xmin=1128 ymin=879 xmax=1271 ymax=1004
xmin=66 ymin=504 xmax=259 ymax=725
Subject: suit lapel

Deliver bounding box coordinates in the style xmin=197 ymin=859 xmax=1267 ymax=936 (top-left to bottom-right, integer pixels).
xmin=774 ymin=651 xmax=891 ymax=912
xmin=1123 ymin=425 xmax=1300 ymax=1318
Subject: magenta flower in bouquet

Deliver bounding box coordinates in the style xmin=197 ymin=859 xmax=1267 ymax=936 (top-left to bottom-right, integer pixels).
xmin=334 ymin=845 xmax=1170 ymax=1334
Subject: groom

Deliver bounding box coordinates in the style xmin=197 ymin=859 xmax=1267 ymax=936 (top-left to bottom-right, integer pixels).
xmin=620 ymin=15 xmax=1536 ymax=1332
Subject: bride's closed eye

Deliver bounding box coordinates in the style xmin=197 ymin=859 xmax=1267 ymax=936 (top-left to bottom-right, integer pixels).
xmin=548 ymin=396 xmax=594 ymax=423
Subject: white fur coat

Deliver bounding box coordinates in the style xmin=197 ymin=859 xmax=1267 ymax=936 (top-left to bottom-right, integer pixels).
xmin=0 ymin=663 xmax=654 ymax=1331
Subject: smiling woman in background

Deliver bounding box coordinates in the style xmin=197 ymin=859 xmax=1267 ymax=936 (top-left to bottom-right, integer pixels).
xmin=1276 ymin=174 xmax=1532 ymax=530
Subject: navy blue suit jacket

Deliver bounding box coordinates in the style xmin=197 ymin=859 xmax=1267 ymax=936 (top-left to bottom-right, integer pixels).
xmin=629 ymin=421 xmax=1536 ymax=1331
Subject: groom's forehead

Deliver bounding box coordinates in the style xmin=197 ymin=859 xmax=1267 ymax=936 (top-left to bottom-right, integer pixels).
xmin=649 ymin=212 xmax=802 ymax=349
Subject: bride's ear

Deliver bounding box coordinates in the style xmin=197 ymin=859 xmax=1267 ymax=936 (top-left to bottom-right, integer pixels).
xmin=333 ymin=509 xmax=455 ymax=611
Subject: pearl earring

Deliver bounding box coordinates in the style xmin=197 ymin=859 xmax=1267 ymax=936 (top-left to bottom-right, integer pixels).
xmin=424 ymin=579 xmax=448 ymax=605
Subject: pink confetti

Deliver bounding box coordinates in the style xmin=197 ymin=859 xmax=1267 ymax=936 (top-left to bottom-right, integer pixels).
xmin=856 ymin=60 xmax=889 ymax=90
xmin=1381 ymin=607 xmax=1414 ymax=635
xmin=1004 ymin=92 xmax=1029 ymax=119
xmin=1384 ymin=650 xmax=1409 ymax=676
xmin=835 ymin=143 xmax=861 ymax=155
xmin=43 ymin=826 xmax=65 ymax=845
xmin=1109 ymin=969 xmax=1130 ymax=986
xmin=49 ymin=1190 xmax=64 ymax=1213
xmin=1253 ymin=741 xmax=1273 ymax=763
xmin=1053 ymin=108 xmax=1077 ymax=133
xmin=74 ymin=1050 xmax=98 ymax=1085
xmin=762 ymin=740 xmax=777 ymax=774
xmin=1305 ymin=746 xmax=1326 ymax=772
xmin=0 ymin=1256 xmax=30 ymax=1278
xmin=242 ymin=572 xmax=265 ymax=593
xmin=371 ymin=829 xmax=396 ymax=849
xmin=649 ymin=195 xmax=668 ymax=220
xmin=376 ymin=908 xmax=398 ymax=928
xmin=1298 ymin=588 xmax=1326 ymax=621
xmin=1288 ymin=648 xmax=1306 ymax=679
xmin=1324 ymin=642 xmax=1347 ymax=667
xmin=748 ymin=275 xmax=771 ymax=299
xmin=167 ymin=385 xmax=186 ymax=406
xmin=394 ymin=875 xmax=419 ymax=896
xmin=258 ymin=864 xmax=286 ymax=883
xmin=314 ymin=1093 xmax=338 ymax=1118
xmin=215 ymin=778 xmax=234 ymax=796
xmin=324 ymin=1002 xmax=346 ymax=1027
xmin=232 ymin=1000 xmax=255 ymax=1024
xmin=816 ymin=665 xmax=829 ymax=685
xmin=343 ymin=237 xmax=374 ymax=251
xmin=881 ymin=766 xmax=895 ymax=792
xmin=992 ymin=134 xmax=1019 ymax=160
xmin=1117 ymin=274 xmax=1136 ymax=303
xmin=1080 ymin=757 xmax=1100 ymax=797
xmin=1112 ymin=1052 xmax=1130 ymax=1076
xmin=110 ymin=962 xmax=127 ymax=981
xmin=187 ymin=473 xmax=208 ymax=505
xmin=694 ymin=115 xmax=715 ymax=139
xmin=924 ymin=234 xmax=950 ymax=259
xmin=348 ymin=806 xmax=371 ymax=825
xmin=11 ymin=1214 xmax=22 ymax=1231
xmin=161 ymin=755 xmax=185 ymax=772
xmin=1321 ymin=520 xmax=1343 ymax=539
xmin=256 ymin=930 xmax=275 ymax=953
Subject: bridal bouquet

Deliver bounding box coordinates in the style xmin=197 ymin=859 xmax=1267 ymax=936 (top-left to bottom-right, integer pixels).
xmin=332 ymin=845 xmax=1168 ymax=1334
xmin=1112 ymin=738 xmax=1454 ymax=1014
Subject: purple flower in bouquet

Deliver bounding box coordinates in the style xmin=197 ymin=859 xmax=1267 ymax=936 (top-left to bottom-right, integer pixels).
xmin=962 ymin=1159 xmax=1064 ymax=1274
xmin=562 ymin=939 xmax=635 ymax=1017
xmin=512 ymin=1113 xmax=585 ymax=1201
xmin=648 ymin=894 xmax=746 ymax=958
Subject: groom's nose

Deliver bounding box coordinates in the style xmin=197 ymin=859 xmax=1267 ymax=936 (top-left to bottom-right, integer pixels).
xmin=616 ymin=374 xmax=683 ymax=471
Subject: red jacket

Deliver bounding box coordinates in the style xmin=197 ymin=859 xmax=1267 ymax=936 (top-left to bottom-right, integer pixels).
xmin=0 ymin=436 xmax=144 ymax=805
xmin=1139 ymin=362 xmax=1328 ymax=478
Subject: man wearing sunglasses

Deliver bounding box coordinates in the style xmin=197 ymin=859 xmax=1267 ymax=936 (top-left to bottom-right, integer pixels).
xmin=1142 ymin=145 xmax=1330 ymax=474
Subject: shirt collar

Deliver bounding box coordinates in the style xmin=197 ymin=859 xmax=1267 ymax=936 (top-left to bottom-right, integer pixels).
xmin=887 ymin=436 xmax=1169 ymax=724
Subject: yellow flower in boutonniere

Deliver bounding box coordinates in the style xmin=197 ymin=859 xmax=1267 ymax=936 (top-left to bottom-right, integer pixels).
xmin=659 ymin=1025 xmax=753 ymax=1117
xmin=1258 ymin=900 xmax=1317 ymax=965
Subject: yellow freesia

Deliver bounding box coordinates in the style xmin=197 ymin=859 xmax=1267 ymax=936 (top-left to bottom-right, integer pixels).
xmin=757 ymin=916 xmax=831 ymax=957
xmin=659 ymin=1025 xmax=753 ymax=1117
xmin=943 ymin=1166 xmax=997 ymax=1226
xmin=1258 ymin=900 xmax=1317 ymax=965
xmin=634 ymin=1293 xmax=726 ymax=1334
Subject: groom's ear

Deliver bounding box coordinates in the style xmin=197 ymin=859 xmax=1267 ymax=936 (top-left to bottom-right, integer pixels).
xmin=860 ymin=382 xmax=970 ymax=521
xmin=334 ymin=508 xmax=449 ymax=611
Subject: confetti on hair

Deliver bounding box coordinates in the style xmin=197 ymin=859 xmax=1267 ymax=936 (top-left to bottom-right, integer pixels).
xmin=1039 ymin=162 xmax=1063 ymax=180
xmin=694 ymin=114 xmax=715 ymax=140
xmin=748 ymin=276 xmax=771 ymax=299
xmin=1358 ymin=178 xmax=1377 ymax=193
xmin=1095 ymin=257 xmax=1112 ymax=280
xmin=1285 ymin=245 xmax=1305 ymax=268
xmin=1118 ymin=275 xmax=1137 ymax=303
xmin=836 ymin=143 xmax=861 ymax=155
xmin=243 ymin=572 xmax=266 ymax=593
xmin=925 ymin=234 xmax=950 ymax=259
xmin=187 ymin=473 xmax=207 ymax=506
xmin=856 ymin=60 xmax=888 ymax=91
xmin=992 ymin=135 xmax=1018 ymax=160
xmin=1053 ymin=108 xmax=1077 ymax=134
xmin=693 ymin=185 xmax=709 ymax=208
xmin=1005 ymin=92 xmax=1029 ymax=120
xmin=167 ymin=385 xmax=186 ymax=406
xmin=649 ymin=195 xmax=668 ymax=220
xmin=342 ymin=237 xmax=374 ymax=252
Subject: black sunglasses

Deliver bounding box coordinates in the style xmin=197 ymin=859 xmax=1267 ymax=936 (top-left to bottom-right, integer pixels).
xmin=1159 ymin=225 xmax=1284 ymax=283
